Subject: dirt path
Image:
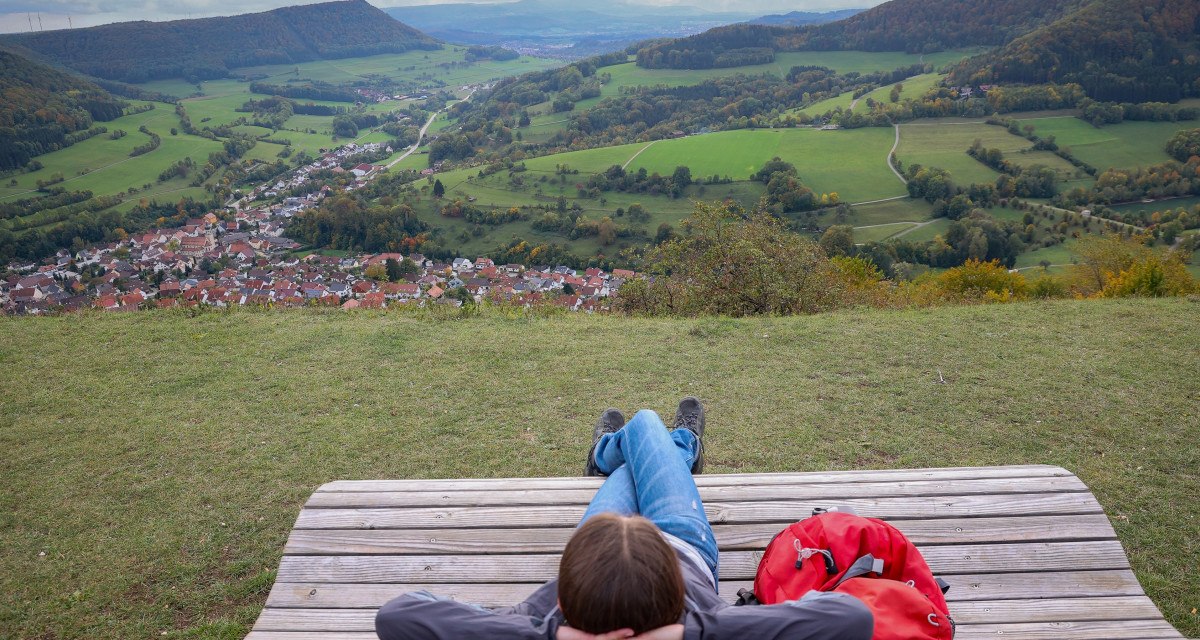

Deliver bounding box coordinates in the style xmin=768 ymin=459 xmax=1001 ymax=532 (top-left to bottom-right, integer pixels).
xmin=888 ymin=124 xmax=907 ymax=184
xmin=622 ymin=140 xmax=659 ymax=170
xmin=851 ymin=195 xmax=908 ymax=206
xmin=890 ymin=219 xmax=937 ymax=239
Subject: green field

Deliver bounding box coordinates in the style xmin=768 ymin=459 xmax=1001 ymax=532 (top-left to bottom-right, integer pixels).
xmin=1014 ymin=116 xmax=1190 ymax=171
xmin=400 ymin=127 xmax=911 ymax=257
xmin=800 ymin=72 xmax=949 ymax=117
xmin=893 ymin=216 xmax=954 ymax=242
xmin=0 ymin=103 xmax=225 ymax=206
xmin=1108 ymin=195 xmax=1200 ymax=218
xmin=1013 ymin=239 xmax=1081 ymax=269
xmin=863 ymin=72 xmax=946 ymax=103
xmin=564 ymin=49 xmax=986 ymax=114
xmin=1 ymin=299 xmax=1197 ymax=638
xmin=853 ymin=221 xmax=919 ymax=243
xmin=141 ymin=48 xmax=560 ymax=100
xmin=395 ymin=126 xmax=912 ymax=257
xmin=896 ymin=120 xmax=1085 ymax=187
xmin=512 ymin=128 xmax=905 ymax=202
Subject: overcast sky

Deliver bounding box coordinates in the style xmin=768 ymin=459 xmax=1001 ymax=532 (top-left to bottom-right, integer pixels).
xmin=0 ymin=0 xmax=881 ymax=34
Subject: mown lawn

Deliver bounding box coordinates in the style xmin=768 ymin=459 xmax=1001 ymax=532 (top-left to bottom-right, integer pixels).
xmin=0 ymin=299 xmax=1197 ymax=638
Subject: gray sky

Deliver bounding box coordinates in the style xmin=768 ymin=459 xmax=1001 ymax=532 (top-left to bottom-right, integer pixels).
xmin=0 ymin=0 xmax=880 ymax=34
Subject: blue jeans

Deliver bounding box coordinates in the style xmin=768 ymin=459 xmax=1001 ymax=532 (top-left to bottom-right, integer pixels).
xmin=580 ymin=409 xmax=719 ymax=585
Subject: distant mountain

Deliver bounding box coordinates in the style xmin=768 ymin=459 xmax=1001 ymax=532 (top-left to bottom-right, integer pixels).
xmin=635 ymin=0 xmax=1083 ymax=69
xmin=0 ymin=0 xmax=440 ymax=84
xmin=747 ymin=9 xmax=864 ymax=27
xmin=949 ymin=0 xmax=1200 ymax=102
xmin=0 ymin=49 xmax=127 ymax=171
xmin=387 ymin=0 xmax=755 ymax=57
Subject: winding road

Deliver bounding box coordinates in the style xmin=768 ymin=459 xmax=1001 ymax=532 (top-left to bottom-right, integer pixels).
xmin=386 ymin=108 xmax=446 ymax=169
xmin=887 ymin=124 xmax=906 ymax=184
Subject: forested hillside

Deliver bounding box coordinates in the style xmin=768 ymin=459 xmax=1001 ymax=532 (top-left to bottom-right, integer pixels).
xmin=0 ymin=0 xmax=440 ymax=83
xmin=635 ymin=0 xmax=1081 ymax=69
xmin=0 ymin=50 xmax=127 ymax=171
xmin=949 ymin=0 xmax=1200 ymax=102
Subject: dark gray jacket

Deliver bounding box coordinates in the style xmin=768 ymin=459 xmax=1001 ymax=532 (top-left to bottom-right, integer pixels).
xmin=375 ymin=548 xmax=874 ymax=640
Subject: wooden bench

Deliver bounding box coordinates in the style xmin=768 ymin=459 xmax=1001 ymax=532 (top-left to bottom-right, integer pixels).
xmin=247 ymin=465 xmax=1185 ymax=639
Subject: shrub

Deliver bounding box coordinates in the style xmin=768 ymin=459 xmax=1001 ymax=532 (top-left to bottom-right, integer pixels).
xmin=614 ymin=202 xmax=844 ymax=316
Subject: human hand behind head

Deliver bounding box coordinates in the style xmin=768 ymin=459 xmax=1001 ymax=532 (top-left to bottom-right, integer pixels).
xmin=556 ymin=626 xmax=634 ymax=640
xmin=557 ymin=624 xmax=683 ymax=640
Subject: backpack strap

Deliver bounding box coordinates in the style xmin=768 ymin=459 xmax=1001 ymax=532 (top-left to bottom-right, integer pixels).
xmin=733 ymin=588 xmax=760 ymax=606
xmin=832 ymin=554 xmax=885 ymax=589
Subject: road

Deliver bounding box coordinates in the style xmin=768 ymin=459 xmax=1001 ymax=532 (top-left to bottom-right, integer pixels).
xmin=887 ymin=124 xmax=907 ymax=184
xmin=386 ymin=108 xmax=444 ymax=169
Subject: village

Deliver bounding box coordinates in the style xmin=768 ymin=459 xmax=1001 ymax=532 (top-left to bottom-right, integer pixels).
xmin=1 ymin=138 xmax=631 ymax=315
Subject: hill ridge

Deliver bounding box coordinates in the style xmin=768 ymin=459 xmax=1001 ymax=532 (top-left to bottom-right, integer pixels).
xmin=0 ymin=0 xmax=441 ymax=83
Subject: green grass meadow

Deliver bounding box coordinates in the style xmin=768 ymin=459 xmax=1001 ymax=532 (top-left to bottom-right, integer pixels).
xmin=1014 ymin=116 xmax=1189 ymax=171
xmin=800 ymin=72 xmax=949 ymax=117
xmin=564 ymin=49 xmax=985 ymax=114
xmin=1 ymin=299 xmax=1197 ymax=638
xmin=896 ymin=120 xmax=1060 ymax=186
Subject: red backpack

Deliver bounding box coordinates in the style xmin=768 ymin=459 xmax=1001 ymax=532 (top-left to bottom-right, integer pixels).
xmin=745 ymin=509 xmax=954 ymax=640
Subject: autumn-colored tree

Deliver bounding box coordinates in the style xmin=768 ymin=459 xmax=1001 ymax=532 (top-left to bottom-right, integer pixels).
xmin=615 ymin=201 xmax=844 ymax=316
xmin=819 ymin=225 xmax=855 ymax=257
xmin=1068 ymin=234 xmax=1197 ymax=297
xmin=364 ymin=264 xmax=389 ymax=282
xmin=935 ymin=259 xmax=1029 ymax=302
xmin=597 ymin=216 xmax=617 ymax=246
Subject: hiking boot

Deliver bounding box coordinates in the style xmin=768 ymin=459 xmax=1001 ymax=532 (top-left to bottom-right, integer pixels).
xmin=673 ymin=396 xmax=705 ymax=474
xmin=584 ymin=408 xmax=625 ymax=477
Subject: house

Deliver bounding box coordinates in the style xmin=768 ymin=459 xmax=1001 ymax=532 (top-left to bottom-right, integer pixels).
xmin=452 ymin=258 xmax=474 ymax=272
xmin=383 ymin=283 xmax=420 ymax=299
xmin=179 ymin=236 xmax=213 ymax=258
xmin=350 ymin=164 xmax=376 ymax=178
xmin=427 ymin=285 xmax=444 ymax=299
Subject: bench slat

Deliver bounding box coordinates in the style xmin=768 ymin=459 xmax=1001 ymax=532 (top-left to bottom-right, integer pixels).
xmin=306 ymin=476 xmax=1090 ymax=508
xmin=294 ymin=492 xmax=1104 ymax=530
xmin=954 ymin=619 xmax=1184 ymax=639
xmin=316 ymin=465 xmax=1069 ymax=493
xmin=283 ymin=514 xmax=1117 ymax=555
xmin=275 ymin=540 xmax=1135 ymax=584
xmin=263 ymin=569 xmax=1147 ymax=609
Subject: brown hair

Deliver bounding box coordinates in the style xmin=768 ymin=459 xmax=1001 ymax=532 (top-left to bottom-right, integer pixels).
xmin=557 ymin=513 xmax=685 ymax=634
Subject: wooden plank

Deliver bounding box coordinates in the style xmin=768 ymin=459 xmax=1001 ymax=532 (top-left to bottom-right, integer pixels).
xmin=293 ymin=492 xmax=1104 ymax=530
xmin=252 ymin=609 xmax=373 ymax=632
xmin=316 ymin=465 xmax=1070 ymax=492
xmin=954 ymin=619 xmax=1185 ymax=639
xmin=950 ymin=596 xmax=1166 ymax=624
xmin=275 ymin=540 xmax=1135 ymax=583
xmin=263 ymin=570 xmax=1147 ymax=609
xmin=250 ymin=597 xmax=1170 ymax=632
xmin=283 ymin=514 xmax=1116 ymax=555
xmin=305 ymin=476 xmax=1091 ymax=509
